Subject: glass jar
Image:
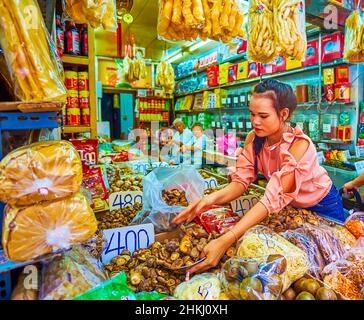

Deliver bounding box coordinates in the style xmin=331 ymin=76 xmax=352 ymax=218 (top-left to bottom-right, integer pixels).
xmin=308 ymin=114 xmax=319 ymax=141
xmin=322 ymin=113 xmax=338 ymax=140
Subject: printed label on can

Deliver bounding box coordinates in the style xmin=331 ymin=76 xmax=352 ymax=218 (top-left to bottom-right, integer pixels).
xmin=66 ymin=108 xmax=81 ymax=125
xmin=81 ymin=108 xmax=90 ymax=125
xmin=66 ymin=90 xmax=79 ymax=108
xmin=65 ymin=71 xmax=78 ymax=90
xmin=78 ymin=72 xmax=89 ymax=90
xmin=79 ymin=90 xmax=90 ymax=108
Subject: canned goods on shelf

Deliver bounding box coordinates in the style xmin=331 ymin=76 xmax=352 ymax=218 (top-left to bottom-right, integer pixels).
xmin=81 ymin=108 xmax=90 ymax=125
xmin=64 ymin=71 xmax=78 ymax=90
xmin=66 ymin=89 xmax=79 ymax=108
xmin=78 ymin=71 xmax=89 ymax=90
xmin=79 ymin=90 xmax=90 ymax=108
xmin=66 ymin=107 xmax=81 ymax=125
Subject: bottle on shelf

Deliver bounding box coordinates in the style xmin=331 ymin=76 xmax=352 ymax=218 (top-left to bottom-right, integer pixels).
xmin=80 ymin=24 xmax=88 ymax=56
xmin=308 ymin=113 xmax=319 ymax=141
xmin=65 ymin=20 xmax=80 ymax=56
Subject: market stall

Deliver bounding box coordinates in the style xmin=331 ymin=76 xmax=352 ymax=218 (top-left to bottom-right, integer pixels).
xmin=0 ymin=0 xmax=364 ymax=303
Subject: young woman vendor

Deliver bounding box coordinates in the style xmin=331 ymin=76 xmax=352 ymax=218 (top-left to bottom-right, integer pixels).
xmin=172 ymin=79 xmax=345 ymax=274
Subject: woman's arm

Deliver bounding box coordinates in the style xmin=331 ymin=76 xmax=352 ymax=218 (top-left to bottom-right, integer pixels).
xmin=344 ymin=173 xmax=364 ymax=192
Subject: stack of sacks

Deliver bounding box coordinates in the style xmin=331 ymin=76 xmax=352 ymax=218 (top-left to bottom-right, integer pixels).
xmin=0 ymin=141 xmax=98 ymax=262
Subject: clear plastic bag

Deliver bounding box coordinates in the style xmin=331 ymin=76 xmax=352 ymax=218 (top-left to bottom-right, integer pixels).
xmin=280 ymin=228 xmax=325 ymax=279
xmin=130 ymin=165 xmax=205 ymax=233
xmin=80 ymin=229 xmax=107 ymax=260
xmin=39 ymin=246 xmax=108 ymax=300
xmin=247 ymin=0 xmax=277 ymax=63
xmin=343 ymin=11 xmax=364 ymax=62
xmin=330 ymin=225 xmax=357 ymax=250
xmin=219 ymin=255 xmax=288 ymax=300
xmin=174 ymin=273 xmax=221 ymax=300
xmin=2 ymin=192 xmax=98 ymax=262
xmin=345 ymin=211 xmax=364 ymax=239
xmin=0 ymin=0 xmax=67 ymax=102
xmin=237 ymin=225 xmax=310 ymax=292
xmin=273 ymin=0 xmax=307 ymax=61
xmin=0 ymin=141 xmax=83 ymax=206
xmin=302 ymin=224 xmax=345 ymax=266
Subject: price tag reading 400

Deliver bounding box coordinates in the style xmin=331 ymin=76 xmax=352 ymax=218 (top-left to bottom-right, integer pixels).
xmin=102 ymin=224 xmax=155 ymax=264
xmin=230 ymin=195 xmax=260 ymax=217
xmin=109 ymin=191 xmax=143 ymax=210
xmin=204 ymin=178 xmax=219 ymax=190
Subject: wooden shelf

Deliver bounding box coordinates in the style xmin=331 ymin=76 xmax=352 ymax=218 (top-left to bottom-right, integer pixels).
xmin=63 ymin=125 xmax=91 ymax=133
xmin=0 ymin=101 xmax=63 ymax=113
xmin=62 ymin=54 xmax=89 ymax=66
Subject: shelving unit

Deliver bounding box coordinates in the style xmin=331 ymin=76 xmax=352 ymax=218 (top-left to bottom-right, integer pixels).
xmin=61 ymin=26 xmax=97 ymax=139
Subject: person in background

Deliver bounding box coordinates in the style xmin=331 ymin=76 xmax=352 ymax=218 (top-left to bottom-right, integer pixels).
xmin=168 ymin=118 xmax=193 ymax=165
xmin=173 ymin=79 xmax=345 ymax=274
xmin=343 ymin=174 xmax=364 ymax=194
xmin=159 ymin=127 xmax=179 ymax=165
xmin=182 ymin=122 xmax=207 ymax=168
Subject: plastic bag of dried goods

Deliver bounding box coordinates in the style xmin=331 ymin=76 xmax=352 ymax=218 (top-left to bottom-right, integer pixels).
xmin=345 ymin=211 xmax=364 ymax=239
xmin=237 ymin=225 xmax=310 ymax=291
xmin=343 ymin=10 xmax=364 ymax=63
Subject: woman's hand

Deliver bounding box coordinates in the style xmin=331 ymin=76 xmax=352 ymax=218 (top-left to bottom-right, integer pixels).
xmin=343 ymin=180 xmax=359 ymax=194
xmin=172 ymin=197 xmax=211 ymax=224
xmin=187 ymin=237 xmax=232 ymax=274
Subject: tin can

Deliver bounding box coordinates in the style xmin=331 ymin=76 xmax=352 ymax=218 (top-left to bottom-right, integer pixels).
xmin=81 ymin=108 xmax=90 ymax=125
xmin=66 ymin=89 xmax=79 ymax=108
xmin=64 ymin=71 xmax=78 ymax=90
xmin=66 ymin=108 xmax=80 ymax=125
xmin=78 ymin=71 xmax=89 ymax=90
xmin=79 ymin=90 xmax=89 ymax=108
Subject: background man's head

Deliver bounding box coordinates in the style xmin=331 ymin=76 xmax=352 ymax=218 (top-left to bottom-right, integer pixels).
xmin=173 ymin=118 xmax=185 ymax=134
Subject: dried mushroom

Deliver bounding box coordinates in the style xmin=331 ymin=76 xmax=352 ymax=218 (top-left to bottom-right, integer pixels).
xmin=162 ymin=189 xmax=189 ymax=207
xmin=109 ymin=175 xmax=143 ymax=193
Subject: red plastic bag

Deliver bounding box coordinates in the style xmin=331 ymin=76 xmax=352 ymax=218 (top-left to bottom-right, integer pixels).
xmin=82 ymin=167 xmax=108 ymax=203
xmin=70 ymin=139 xmax=98 ymax=169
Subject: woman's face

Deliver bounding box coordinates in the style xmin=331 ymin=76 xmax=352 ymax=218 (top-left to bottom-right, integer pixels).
xmin=192 ymin=126 xmax=203 ymax=138
xmin=249 ymin=95 xmax=287 ymax=137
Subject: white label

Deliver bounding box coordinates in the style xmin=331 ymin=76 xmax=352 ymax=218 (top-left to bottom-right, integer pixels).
xmin=222 ymin=98 xmax=227 ymax=105
xmin=317 ymin=151 xmax=325 ymax=165
xmin=102 ymin=224 xmax=155 ymax=264
xmin=211 ymin=121 xmax=216 ymax=127
xmin=344 ymin=150 xmax=351 ymax=160
xmin=246 ymin=122 xmax=252 ymax=129
xmin=132 ymin=162 xmax=151 ymax=174
xmin=354 ymin=160 xmax=364 ymax=174
xmin=309 ymin=123 xmax=316 ymax=131
xmin=231 ymin=195 xmax=260 ymax=217
xmin=109 ymin=191 xmax=143 ymax=210
xmin=217 ymin=122 xmax=221 ymax=128
xmin=355 ymin=146 xmax=364 ymax=158
xmin=323 ymin=124 xmax=331 ymax=133
xmin=227 ymin=98 xmax=231 ymax=104
xmin=204 ymin=177 xmax=219 ymax=190
xmin=233 ymin=97 xmax=239 ymax=104
xmin=296 ymin=122 xmax=304 ymax=129
xmin=238 ymin=122 xmax=244 ymax=129
xmin=232 ymin=123 xmax=237 ymax=129
xmin=240 ymin=95 xmax=246 ymax=103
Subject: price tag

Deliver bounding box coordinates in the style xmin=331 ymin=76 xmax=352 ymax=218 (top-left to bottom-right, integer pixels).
xmin=232 ymin=123 xmax=237 ymax=129
xmin=344 ymin=150 xmax=351 ymax=160
xmin=132 ymin=162 xmax=151 ymax=174
xmin=246 ymin=122 xmax=252 ymax=129
xmin=102 ymin=224 xmax=155 ymax=264
xmin=240 ymin=96 xmax=246 ymax=104
xmin=238 ymin=122 xmax=244 ymax=129
xmin=354 ymin=160 xmax=364 ymax=174
xmin=317 ymin=151 xmax=325 ymax=165
xmin=227 ymin=98 xmax=232 ymax=104
xmin=204 ymin=177 xmax=219 ymax=190
xmin=355 ymin=146 xmax=364 ymax=158
xmin=211 ymin=121 xmax=216 ymax=127
xmin=217 ymin=122 xmax=221 ymax=128
xmin=230 ymin=195 xmax=260 ymax=217
xmin=323 ymin=124 xmax=331 ymax=133
xmin=309 ymin=123 xmax=316 ymax=131
xmin=109 ymin=191 xmax=143 ymax=210
xmin=222 ymin=98 xmax=227 ymax=105
xmin=233 ymin=97 xmax=239 ymax=104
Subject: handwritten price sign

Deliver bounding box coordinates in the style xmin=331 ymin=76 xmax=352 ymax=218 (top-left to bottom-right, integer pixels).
xmin=109 ymin=191 xmax=143 ymax=210
xmin=230 ymin=195 xmax=260 ymax=217
xmin=354 ymin=160 xmax=364 ymax=175
xmin=204 ymin=178 xmax=219 ymax=190
xmin=132 ymin=162 xmax=151 ymax=174
xmin=102 ymin=224 xmax=155 ymax=264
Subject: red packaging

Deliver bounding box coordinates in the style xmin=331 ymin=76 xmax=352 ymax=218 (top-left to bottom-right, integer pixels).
xmin=321 ymin=32 xmax=344 ymax=63
xmin=112 ymin=150 xmax=130 ymax=163
xmin=207 ymin=65 xmax=219 ymax=87
xmin=248 ymin=62 xmax=261 ymax=78
xmin=260 ymin=63 xmax=274 ymax=75
xmin=82 ymin=167 xmax=109 ymax=203
xmin=274 ymin=56 xmax=286 ymax=73
xmin=228 ymin=64 xmax=238 ymax=82
xmin=303 ymin=39 xmax=319 ymax=66
xmin=237 ymin=39 xmax=248 ymax=54
xmin=334 ymin=83 xmax=351 ymax=103
xmin=195 ymin=205 xmax=239 ymax=234
xmin=324 ymin=85 xmax=335 ymax=102
xmin=335 ymin=66 xmax=349 ymax=83
xmin=70 ymin=139 xmax=98 ymax=169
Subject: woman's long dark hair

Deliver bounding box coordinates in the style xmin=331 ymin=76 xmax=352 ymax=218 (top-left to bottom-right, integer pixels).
xmin=251 ymin=79 xmax=297 ymax=176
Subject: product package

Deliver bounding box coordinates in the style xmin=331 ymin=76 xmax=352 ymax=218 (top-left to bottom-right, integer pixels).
xmin=2 ymin=192 xmax=98 ymax=262
xmin=70 ymin=139 xmax=99 ymax=169
xmin=343 ymin=10 xmax=364 ymax=62
xmin=0 ymin=141 xmax=82 ymax=206
xmin=303 ymin=39 xmax=319 ymax=66
xmin=0 ymin=0 xmax=66 ymax=102
xmin=345 ymin=212 xmax=364 ymax=239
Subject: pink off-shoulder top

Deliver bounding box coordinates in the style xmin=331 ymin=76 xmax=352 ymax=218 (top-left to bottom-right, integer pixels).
xmin=229 ymin=126 xmax=333 ymax=215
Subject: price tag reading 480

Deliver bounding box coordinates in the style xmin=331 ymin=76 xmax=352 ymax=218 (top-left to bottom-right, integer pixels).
xmin=109 ymin=191 xmax=143 ymax=210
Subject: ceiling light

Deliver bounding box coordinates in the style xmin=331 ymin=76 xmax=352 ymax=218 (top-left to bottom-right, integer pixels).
xmin=188 ymin=40 xmax=213 ymax=52
xmin=167 ymin=53 xmax=183 ymax=63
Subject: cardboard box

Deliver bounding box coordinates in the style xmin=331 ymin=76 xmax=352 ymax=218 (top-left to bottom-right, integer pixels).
xmin=219 ymin=63 xmax=231 ymax=85
xmin=207 ymin=65 xmax=219 ymax=87
xmin=260 ymin=63 xmax=274 ymax=75
xmin=228 ymin=64 xmax=238 ymax=82
xmin=321 ymin=32 xmax=344 ymax=63
xmin=303 ymin=39 xmax=319 ymax=66
xmin=98 ymin=59 xmax=118 ymax=86
xmin=237 ymin=61 xmax=249 ymax=80
xmin=335 ymin=66 xmax=349 ymax=83
xmin=323 ymin=68 xmax=335 ymax=85
xmin=248 ymin=62 xmax=260 ymax=78
xmin=286 ymin=57 xmax=303 ymax=70
xmin=274 ymin=56 xmax=286 ymax=73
